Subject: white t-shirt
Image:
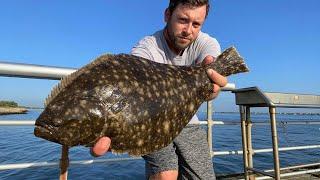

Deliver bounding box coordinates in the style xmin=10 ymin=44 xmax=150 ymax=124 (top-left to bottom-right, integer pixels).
xmin=131 ymin=29 xmax=221 ymax=123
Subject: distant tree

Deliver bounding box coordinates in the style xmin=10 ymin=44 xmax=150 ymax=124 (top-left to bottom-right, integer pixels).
xmin=0 ymin=101 xmax=18 ymax=107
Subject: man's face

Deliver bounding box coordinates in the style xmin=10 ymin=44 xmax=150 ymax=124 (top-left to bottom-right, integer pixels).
xmin=165 ymin=4 xmax=207 ymax=53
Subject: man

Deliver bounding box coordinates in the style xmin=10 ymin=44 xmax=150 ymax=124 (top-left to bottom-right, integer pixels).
xmin=91 ymin=0 xmax=227 ymax=179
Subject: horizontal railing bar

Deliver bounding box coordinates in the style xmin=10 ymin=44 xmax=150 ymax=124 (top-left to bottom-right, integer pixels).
xmin=212 ymin=144 xmax=320 ymax=156
xmin=1 ymin=145 xmax=319 ymax=171
xmin=0 ymin=61 xmax=76 ymax=80
xmin=254 ymin=145 xmax=320 ymax=153
xmin=0 ymin=61 xmax=236 ymax=90
xmin=265 ymin=162 xmax=320 ymax=172
xmin=0 ymin=157 xmax=142 ymax=171
xmin=1 ymin=120 xmax=320 ymax=126
xmin=0 ymin=120 xmax=214 ymax=126
xmin=238 ymin=162 xmax=320 ymax=179
xmin=247 ymin=168 xmax=275 ymax=178
xmin=204 ymin=121 xmax=320 ymax=125
xmin=213 ymin=150 xmax=243 ymax=156
xmin=253 ymin=121 xmax=320 ymax=125
xmin=254 ymin=168 xmax=320 ymax=180
xmin=1 ymin=146 xmax=319 ymax=171
xmin=0 ymin=121 xmax=35 ymax=126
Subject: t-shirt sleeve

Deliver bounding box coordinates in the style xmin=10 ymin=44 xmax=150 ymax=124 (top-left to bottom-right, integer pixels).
xmin=196 ymin=32 xmax=221 ymax=63
xmin=131 ymin=37 xmax=155 ymax=60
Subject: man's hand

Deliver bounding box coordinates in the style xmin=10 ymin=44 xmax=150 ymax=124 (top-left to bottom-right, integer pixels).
xmin=202 ymin=55 xmax=228 ymax=101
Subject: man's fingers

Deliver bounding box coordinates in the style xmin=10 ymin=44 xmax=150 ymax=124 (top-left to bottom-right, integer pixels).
xmin=206 ymin=69 xmax=228 ymax=87
xmin=91 ymin=136 xmax=111 ymax=157
xmin=201 ymin=56 xmax=215 ymax=65
xmin=213 ymin=83 xmax=220 ymax=93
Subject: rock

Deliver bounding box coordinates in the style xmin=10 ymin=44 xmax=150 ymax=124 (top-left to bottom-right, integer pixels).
xmin=0 ymin=107 xmax=28 ymax=115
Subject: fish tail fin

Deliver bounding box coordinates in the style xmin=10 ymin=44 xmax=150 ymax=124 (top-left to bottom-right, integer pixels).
xmin=208 ymin=46 xmax=249 ymax=77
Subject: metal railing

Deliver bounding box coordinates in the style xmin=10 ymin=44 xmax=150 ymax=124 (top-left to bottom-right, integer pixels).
xmin=1 ymin=61 xmax=320 ymax=179
xmin=0 ymin=61 xmax=76 ymax=80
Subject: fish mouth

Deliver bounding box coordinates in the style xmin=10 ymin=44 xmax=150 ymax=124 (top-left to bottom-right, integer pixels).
xmin=34 ymin=122 xmax=60 ymax=144
xmin=34 ymin=118 xmax=85 ymax=147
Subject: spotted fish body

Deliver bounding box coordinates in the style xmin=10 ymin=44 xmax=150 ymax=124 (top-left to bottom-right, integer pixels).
xmin=34 ymin=47 xmax=249 ymax=155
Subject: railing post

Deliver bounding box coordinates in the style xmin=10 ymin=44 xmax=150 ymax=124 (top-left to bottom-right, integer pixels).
xmin=207 ymin=100 xmax=213 ymax=157
xmin=59 ymin=146 xmax=69 ymax=180
xmin=240 ymin=105 xmax=249 ymax=180
xmin=269 ymin=107 xmax=280 ymax=180
xmin=245 ymin=107 xmax=255 ymax=180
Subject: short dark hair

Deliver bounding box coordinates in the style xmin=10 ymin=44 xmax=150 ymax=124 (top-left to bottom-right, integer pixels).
xmin=168 ymin=0 xmax=210 ymax=17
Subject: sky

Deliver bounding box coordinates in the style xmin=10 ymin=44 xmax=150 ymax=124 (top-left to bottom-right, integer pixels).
xmin=0 ymin=0 xmax=319 ymax=112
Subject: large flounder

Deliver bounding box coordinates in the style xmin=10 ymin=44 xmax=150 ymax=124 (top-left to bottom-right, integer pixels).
xmin=34 ymin=47 xmax=249 ymax=155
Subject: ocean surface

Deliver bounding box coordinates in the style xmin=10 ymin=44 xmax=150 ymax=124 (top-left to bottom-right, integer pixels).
xmin=0 ymin=109 xmax=320 ymax=179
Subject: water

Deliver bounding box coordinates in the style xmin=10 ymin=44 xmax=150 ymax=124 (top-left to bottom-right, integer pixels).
xmin=0 ymin=110 xmax=320 ymax=179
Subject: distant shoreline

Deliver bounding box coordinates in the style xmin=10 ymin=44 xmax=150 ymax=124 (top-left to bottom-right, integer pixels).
xmin=0 ymin=107 xmax=28 ymax=115
xmin=20 ymin=106 xmax=44 ymax=110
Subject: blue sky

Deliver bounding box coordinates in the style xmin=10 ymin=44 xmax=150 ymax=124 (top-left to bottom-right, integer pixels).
xmin=0 ymin=0 xmax=319 ymax=112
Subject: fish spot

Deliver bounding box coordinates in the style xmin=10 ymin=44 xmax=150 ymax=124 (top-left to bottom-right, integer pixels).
xmin=74 ymin=108 xmax=80 ymax=114
xmin=112 ymin=60 xmax=120 ymax=65
xmin=173 ymin=107 xmax=177 ymax=113
xmin=133 ymin=81 xmax=139 ymax=87
xmin=83 ymin=91 xmax=88 ymax=95
xmin=64 ymin=109 xmax=71 ymax=116
xmin=137 ymin=88 xmax=144 ymax=95
xmin=182 ymin=84 xmax=187 ymax=89
xmin=80 ymin=100 xmax=87 ymax=108
xmin=163 ymin=121 xmax=170 ymax=134
xmin=169 ymin=90 xmax=174 ymax=96
xmin=137 ymin=139 xmax=144 ymax=147
xmin=118 ymin=81 xmax=124 ymax=87
xmin=113 ymin=74 xmax=120 ymax=79
xmin=188 ymin=103 xmax=195 ymax=112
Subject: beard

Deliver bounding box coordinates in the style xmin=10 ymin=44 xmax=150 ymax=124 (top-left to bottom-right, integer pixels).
xmin=165 ymin=24 xmax=193 ymax=52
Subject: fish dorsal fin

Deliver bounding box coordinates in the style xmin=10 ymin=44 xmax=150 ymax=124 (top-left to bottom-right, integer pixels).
xmin=44 ymin=54 xmax=113 ymax=107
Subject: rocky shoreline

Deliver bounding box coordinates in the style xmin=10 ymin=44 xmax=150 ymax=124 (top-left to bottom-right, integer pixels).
xmin=0 ymin=107 xmax=28 ymax=115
